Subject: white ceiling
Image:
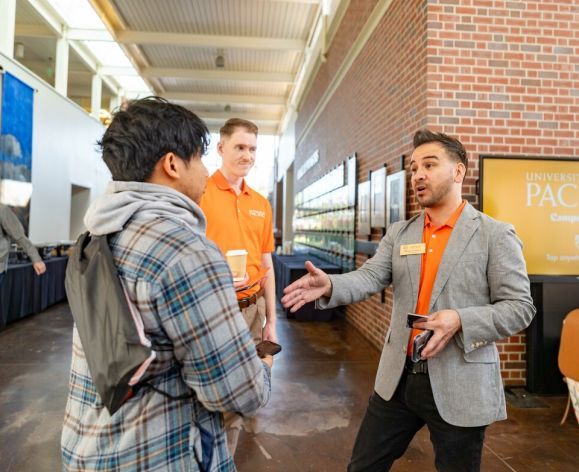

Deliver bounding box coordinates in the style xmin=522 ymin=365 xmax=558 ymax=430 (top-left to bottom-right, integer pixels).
xmin=12 ymin=0 xmax=349 ymax=133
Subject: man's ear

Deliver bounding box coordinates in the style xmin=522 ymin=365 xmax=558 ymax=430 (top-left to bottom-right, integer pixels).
xmin=455 ymin=162 xmax=466 ymax=183
xmin=160 ymin=152 xmax=180 ymax=179
xmin=216 ymin=140 xmax=224 ymax=156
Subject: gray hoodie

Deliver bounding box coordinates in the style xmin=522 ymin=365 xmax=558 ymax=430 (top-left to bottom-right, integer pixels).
xmin=84 ymin=181 xmax=206 ymax=237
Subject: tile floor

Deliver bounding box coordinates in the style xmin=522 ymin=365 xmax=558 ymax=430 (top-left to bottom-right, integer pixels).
xmin=0 ymin=302 xmax=577 ymax=471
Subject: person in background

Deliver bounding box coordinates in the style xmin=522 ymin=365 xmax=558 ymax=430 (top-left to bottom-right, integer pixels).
xmin=0 ymin=203 xmax=46 ymax=287
xmin=61 ymin=97 xmax=272 ymax=471
xmin=200 ymin=118 xmax=277 ymax=455
xmin=282 ymin=129 xmax=536 ymax=472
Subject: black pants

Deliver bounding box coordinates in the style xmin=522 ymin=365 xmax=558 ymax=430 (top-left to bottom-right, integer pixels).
xmin=348 ymin=369 xmax=486 ymax=472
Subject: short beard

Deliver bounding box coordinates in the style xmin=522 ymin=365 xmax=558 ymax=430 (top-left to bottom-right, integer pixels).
xmin=417 ymin=174 xmax=454 ymax=208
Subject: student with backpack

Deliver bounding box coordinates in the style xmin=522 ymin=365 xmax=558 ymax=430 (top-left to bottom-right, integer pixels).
xmin=61 ymin=97 xmax=272 ymax=472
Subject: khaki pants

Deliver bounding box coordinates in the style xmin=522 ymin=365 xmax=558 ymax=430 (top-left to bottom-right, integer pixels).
xmin=224 ymin=296 xmax=266 ymax=456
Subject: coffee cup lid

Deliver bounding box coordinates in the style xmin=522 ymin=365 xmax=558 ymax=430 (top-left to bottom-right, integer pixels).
xmin=226 ymin=249 xmax=248 ymax=256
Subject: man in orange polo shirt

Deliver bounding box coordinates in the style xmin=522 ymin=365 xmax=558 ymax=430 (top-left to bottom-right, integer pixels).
xmin=200 ymin=118 xmax=276 ymax=455
xmin=282 ymin=129 xmax=535 ymax=471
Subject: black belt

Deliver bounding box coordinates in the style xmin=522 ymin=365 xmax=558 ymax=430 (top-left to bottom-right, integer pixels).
xmin=405 ymin=357 xmax=429 ymax=374
xmin=238 ymin=287 xmax=265 ymax=310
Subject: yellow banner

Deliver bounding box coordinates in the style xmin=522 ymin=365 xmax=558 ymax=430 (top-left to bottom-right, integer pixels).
xmin=482 ymin=158 xmax=579 ymax=276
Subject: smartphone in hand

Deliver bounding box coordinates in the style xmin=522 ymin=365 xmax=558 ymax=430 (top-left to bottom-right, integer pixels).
xmin=256 ymin=340 xmax=282 ymax=358
xmin=411 ymin=329 xmax=433 ymax=362
xmin=406 ymin=313 xmax=429 ymax=328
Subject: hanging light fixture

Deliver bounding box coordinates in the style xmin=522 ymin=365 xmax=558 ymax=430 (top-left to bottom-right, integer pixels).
xmin=14 ymin=42 xmax=25 ymax=59
xmin=215 ymin=49 xmax=225 ymax=68
xmin=46 ymin=56 xmax=54 ymax=78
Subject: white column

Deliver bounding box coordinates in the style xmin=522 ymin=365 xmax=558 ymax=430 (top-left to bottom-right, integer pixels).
xmin=91 ymin=74 xmax=102 ymax=119
xmin=0 ymin=0 xmax=16 ymax=58
xmin=282 ymin=164 xmax=294 ymax=243
xmin=108 ymin=89 xmax=124 ymax=113
xmin=108 ymin=95 xmax=118 ymax=113
xmin=54 ymin=36 xmax=69 ymax=95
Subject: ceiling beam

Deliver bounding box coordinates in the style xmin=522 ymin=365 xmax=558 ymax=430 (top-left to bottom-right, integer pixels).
xmin=20 ymin=0 xmax=123 ymax=95
xmin=99 ymin=66 xmax=137 ymax=76
xmin=67 ymin=40 xmax=98 ymax=74
xmin=117 ymin=30 xmax=305 ymax=51
xmin=199 ymin=110 xmax=281 ymax=121
xmin=15 ymin=23 xmax=55 ymax=38
xmin=267 ymin=0 xmax=320 ymax=3
xmin=24 ymin=0 xmax=63 ymax=36
xmin=18 ymin=60 xmax=90 ymax=74
xmin=143 ymin=67 xmax=294 ymax=83
xmin=207 ymin=123 xmax=279 ymax=134
xmin=67 ymin=28 xmax=112 ymax=41
xmin=68 ymin=40 xmax=120 ymax=93
xmin=163 ymin=92 xmax=286 ymax=106
xmin=204 ymin=119 xmax=280 ymax=133
xmin=67 ymin=83 xmax=114 ymax=97
xmin=89 ymin=0 xmax=163 ymax=94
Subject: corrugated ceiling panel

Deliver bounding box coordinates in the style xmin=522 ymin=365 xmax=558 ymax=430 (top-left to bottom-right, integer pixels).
xmin=181 ymin=103 xmax=282 ymax=116
xmin=142 ymin=45 xmax=300 ymax=73
xmin=160 ymin=78 xmax=290 ymax=97
xmin=113 ymin=0 xmax=317 ymax=38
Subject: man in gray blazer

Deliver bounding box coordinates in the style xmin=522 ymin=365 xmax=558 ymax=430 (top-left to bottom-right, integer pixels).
xmin=281 ymin=129 xmax=535 ymax=472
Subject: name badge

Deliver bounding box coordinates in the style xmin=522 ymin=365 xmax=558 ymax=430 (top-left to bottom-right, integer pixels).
xmin=400 ymin=243 xmax=426 ymax=256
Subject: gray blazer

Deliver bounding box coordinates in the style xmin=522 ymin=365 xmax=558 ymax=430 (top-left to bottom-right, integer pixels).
xmin=318 ymin=203 xmax=535 ymax=427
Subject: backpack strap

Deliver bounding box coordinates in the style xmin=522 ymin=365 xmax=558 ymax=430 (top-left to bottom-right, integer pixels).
xmin=138 ymin=379 xmax=196 ymax=401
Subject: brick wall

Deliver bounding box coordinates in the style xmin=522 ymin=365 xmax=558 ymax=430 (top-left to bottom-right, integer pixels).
xmin=293 ymin=0 xmax=579 ymax=386
xmin=295 ymin=0 xmax=429 ymax=351
xmin=425 ymin=0 xmax=579 ymax=385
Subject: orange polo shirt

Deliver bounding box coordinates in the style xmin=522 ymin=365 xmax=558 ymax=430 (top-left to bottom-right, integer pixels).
xmin=408 ymin=200 xmax=466 ymax=356
xmin=200 ymin=170 xmax=274 ymax=299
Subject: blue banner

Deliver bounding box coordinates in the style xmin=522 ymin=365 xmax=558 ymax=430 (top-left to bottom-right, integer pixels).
xmin=0 ymin=72 xmax=35 ymax=231
xmin=0 ymin=72 xmax=34 ymax=179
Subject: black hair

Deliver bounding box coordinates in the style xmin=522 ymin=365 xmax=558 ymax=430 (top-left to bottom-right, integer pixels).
xmin=98 ymin=96 xmax=210 ymax=181
xmin=413 ymin=129 xmax=468 ymax=169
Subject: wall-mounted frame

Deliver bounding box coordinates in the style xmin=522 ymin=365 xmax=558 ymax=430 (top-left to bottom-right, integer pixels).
xmin=357 ymin=180 xmax=371 ymax=236
xmin=293 ymin=154 xmax=357 ymax=272
xmin=370 ymin=165 xmax=387 ymax=228
xmin=347 ymin=153 xmax=357 ymax=207
xmin=386 ymin=170 xmax=406 ymax=227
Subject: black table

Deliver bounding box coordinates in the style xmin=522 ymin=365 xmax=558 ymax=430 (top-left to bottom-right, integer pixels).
xmin=273 ymin=253 xmax=342 ymax=321
xmin=0 ymin=256 xmax=68 ymax=328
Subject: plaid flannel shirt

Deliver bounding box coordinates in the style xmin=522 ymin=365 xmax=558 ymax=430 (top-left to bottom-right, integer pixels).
xmin=62 ymin=215 xmax=271 ymax=471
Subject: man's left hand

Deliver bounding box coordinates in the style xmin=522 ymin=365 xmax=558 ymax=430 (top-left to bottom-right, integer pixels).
xmin=262 ymin=321 xmax=278 ymax=344
xmin=414 ymin=309 xmax=461 ymax=359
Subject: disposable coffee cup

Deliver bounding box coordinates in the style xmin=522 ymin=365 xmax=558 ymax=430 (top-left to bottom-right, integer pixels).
xmin=226 ymin=249 xmax=248 ymax=281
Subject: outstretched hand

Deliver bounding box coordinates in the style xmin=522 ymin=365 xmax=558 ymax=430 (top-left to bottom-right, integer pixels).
xmin=280 ymin=261 xmax=332 ymax=313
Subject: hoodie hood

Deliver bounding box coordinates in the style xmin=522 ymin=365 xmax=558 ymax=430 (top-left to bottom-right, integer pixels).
xmin=84 ymin=181 xmax=206 ymax=236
